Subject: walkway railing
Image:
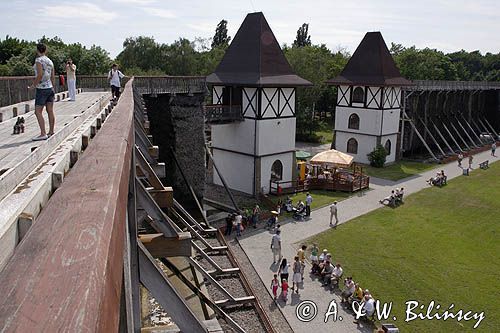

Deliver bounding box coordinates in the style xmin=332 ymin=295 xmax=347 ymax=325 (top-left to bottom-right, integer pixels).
xmin=406 ymin=80 xmax=500 ymax=91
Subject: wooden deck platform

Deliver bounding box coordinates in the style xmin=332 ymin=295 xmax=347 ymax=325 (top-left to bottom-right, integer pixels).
xmin=0 ymin=92 xmax=109 ymax=171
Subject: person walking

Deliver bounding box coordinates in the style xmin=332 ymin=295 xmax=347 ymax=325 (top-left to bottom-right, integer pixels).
xmin=329 ymin=201 xmax=338 ymax=227
xmin=492 ymin=143 xmax=497 ymax=157
xmin=297 ymin=245 xmax=307 ymax=281
xmin=468 ymin=154 xmax=473 ymax=169
xmin=457 ymin=153 xmax=463 ymax=167
xmin=29 ymin=43 xmax=55 ymax=141
xmin=65 ymin=58 xmax=76 ymax=101
xmin=224 ymin=213 xmax=233 ymax=236
xmin=270 ymin=274 xmax=280 ymax=300
xmin=305 ymin=193 xmax=313 ymax=217
xmin=108 ymin=64 xmax=125 ymax=100
xmin=251 ymin=204 xmax=261 ymax=228
xmin=278 ymin=258 xmax=289 ymax=282
xmin=271 ymin=230 xmax=282 ymax=263
xmin=280 ymin=279 xmax=289 ymax=301
xmin=234 ymin=211 xmax=243 ymax=237
xmin=292 ymin=256 xmax=302 ymax=294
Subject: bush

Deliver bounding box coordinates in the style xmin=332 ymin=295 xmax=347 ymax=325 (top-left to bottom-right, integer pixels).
xmin=368 ymin=144 xmax=388 ymax=167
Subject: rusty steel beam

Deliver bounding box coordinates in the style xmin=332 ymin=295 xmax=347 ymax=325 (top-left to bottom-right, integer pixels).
xmin=0 ymin=80 xmax=135 ymax=332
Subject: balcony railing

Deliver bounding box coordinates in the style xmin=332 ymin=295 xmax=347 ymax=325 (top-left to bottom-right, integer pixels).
xmin=205 ymin=104 xmax=243 ymax=124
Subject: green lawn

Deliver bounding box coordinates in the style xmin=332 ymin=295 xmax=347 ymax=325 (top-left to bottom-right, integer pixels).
xmin=307 ymin=162 xmax=500 ymax=332
xmin=362 ymin=160 xmax=438 ymax=181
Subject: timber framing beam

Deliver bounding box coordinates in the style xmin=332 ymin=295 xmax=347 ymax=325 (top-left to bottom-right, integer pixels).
xmin=139 ymin=233 xmax=192 ymax=258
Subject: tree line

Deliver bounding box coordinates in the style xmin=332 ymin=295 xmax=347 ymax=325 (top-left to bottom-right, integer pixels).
xmin=1 ymin=21 xmax=498 ymax=140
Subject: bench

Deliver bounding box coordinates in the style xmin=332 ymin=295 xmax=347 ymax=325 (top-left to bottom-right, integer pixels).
xmin=480 ymin=160 xmax=489 ymax=169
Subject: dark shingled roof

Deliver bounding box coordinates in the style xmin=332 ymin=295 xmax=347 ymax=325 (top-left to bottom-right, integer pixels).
xmin=327 ymin=32 xmax=412 ymax=87
xmin=206 ymin=12 xmax=312 ymax=87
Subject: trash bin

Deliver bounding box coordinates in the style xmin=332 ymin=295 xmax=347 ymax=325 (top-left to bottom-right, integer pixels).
xmin=462 ymin=168 xmax=469 ymax=176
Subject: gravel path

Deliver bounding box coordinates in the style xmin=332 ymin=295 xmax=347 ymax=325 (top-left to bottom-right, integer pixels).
xmin=227 ymin=238 xmax=294 ymax=333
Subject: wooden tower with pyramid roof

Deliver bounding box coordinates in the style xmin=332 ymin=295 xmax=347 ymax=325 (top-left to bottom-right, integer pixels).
xmin=206 ymin=12 xmax=311 ymax=195
xmin=327 ymin=31 xmax=412 ymax=164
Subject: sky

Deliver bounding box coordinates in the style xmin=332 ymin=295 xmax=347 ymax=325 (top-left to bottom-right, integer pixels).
xmin=1 ymin=0 xmax=499 ymax=58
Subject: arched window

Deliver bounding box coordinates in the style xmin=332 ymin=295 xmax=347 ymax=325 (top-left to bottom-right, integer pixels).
xmin=352 ymin=87 xmax=364 ymax=104
xmin=271 ymin=160 xmax=283 ymax=181
xmin=347 ymin=138 xmax=358 ymax=154
xmin=385 ymin=139 xmax=392 ymax=155
xmin=348 ymin=113 xmax=360 ymax=130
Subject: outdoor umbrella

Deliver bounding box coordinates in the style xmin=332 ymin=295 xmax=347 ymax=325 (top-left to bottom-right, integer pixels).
xmin=295 ymin=150 xmax=311 ymax=160
xmin=310 ymin=149 xmax=354 ymax=168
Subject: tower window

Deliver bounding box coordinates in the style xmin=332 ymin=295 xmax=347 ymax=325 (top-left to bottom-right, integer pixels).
xmin=348 ymin=113 xmax=360 ymax=130
xmin=385 ymin=139 xmax=392 ymax=155
xmin=271 ymin=160 xmax=283 ymax=181
xmin=352 ymin=87 xmax=364 ymax=104
xmin=347 ymin=138 xmax=358 ymax=154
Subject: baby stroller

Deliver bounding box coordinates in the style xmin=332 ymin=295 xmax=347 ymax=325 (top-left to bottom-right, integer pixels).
xmin=293 ymin=205 xmax=306 ymax=221
xmin=266 ymin=215 xmax=278 ymax=229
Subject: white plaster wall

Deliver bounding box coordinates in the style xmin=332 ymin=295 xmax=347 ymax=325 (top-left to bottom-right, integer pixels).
xmin=260 ymin=152 xmax=294 ymax=194
xmin=380 ymin=134 xmax=398 ymax=163
xmin=335 ymin=106 xmax=382 ymax=136
xmin=256 ymin=118 xmax=296 ymax=156
xmin=280 ymin=88 xmax=295 ymax=117
xmin=335 ymin=131 xmax=377 ymax=164
xmin=242 ymin=87 xmax=257 ymax=117
xmin=212 ymin=86 xmax=223 ymax=104
xmin=213 ymin=149 xmax=254 ymax=194
xmin=381 ymin=109 xmax=401 ymax=135
xmin=337 ymin=85 xmax=350 ymax=106
xmin=261 ymin=88 xmax=279 ymax=118
xmin=211 ymin=119 xmax=256 ymax=155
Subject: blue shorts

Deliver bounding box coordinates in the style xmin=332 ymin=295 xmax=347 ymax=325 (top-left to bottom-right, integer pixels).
xmin=35 ymin=88 xmax=55 ymax=106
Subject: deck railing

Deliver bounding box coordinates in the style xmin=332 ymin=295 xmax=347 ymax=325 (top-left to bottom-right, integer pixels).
xmin=205 ymin=104 xmax=243 ymax=123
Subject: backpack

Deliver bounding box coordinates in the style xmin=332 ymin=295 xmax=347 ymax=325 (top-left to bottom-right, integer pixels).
xmin=59 ymin=74 xmax=65 ymax=86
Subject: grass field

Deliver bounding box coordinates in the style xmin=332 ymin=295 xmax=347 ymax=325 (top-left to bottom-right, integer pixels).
xmin=362 ymin=160 xmax=438 ymax=180
xmin=270 ymin=190 xmax=351 ymax=213
xmin=307 ymin=162 xmax=500 ymax=332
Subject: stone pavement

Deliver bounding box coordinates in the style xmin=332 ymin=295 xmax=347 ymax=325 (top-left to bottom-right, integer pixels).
xmin=238 ymin=149 xmax=497 ymax=333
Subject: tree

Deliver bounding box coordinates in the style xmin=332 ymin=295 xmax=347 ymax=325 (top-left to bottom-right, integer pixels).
xmin=293 ymin=23 xmax=311 ymax=48
xmin=211 ymin=20 xmax=231 ymax=49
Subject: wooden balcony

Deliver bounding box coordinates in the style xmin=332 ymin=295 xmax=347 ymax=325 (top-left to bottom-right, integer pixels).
xmin=205 ymin=104 xmax=243 ymax=124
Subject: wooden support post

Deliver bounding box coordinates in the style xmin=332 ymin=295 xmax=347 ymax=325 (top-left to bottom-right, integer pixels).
xmin=51 ymin=172 xmax=64 ymax=192
xmin=69 ymin=151 xmax=79 ymax=168
xmin=419 ymin=118 xmax=446 ymax=156
xmin=0 ymin=113 xmax=3 ymax=122
xmin=139 ymin=233 xmax=192 ymax=258
xmin=90 ymin=125 xmax=97 ymax=138
xmin=82 ymin=135 xmax=89 ymax=150
xmin=24 ymin=104 xmax=30 ymax=113
xmin=442 ymin=122 xmax=463 ymax=152
xmin=449 ymin=121 xmax=470 ymax=149
xmin=17 ymin=213 xmax=34 ymax=243
xmin=148 ymin=186 xmax=173 ymax=209
xmin=101 ymin=112 xmax=106 ymax=123
xmin=96 ymin=117 xmax=102 ymax=129
xmin=12 ymin=107 xmax=18 ymax=118
xmin=431 ymin=121 xmax=454 ymax=154
xmin=403 ymin=110 xmax=438 ymax=161
xmin=148 ymin=146 xmax=159 ymax=159
xmin=56 ymin=95 xmax=60 ymax=102
xmin=143 ymin=120 xmax=150 ymax=135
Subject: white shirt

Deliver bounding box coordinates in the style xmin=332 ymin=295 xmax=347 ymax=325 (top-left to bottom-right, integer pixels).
xmin=332 ymin=266 xmax=343 ymax=277
xmin=364 ymin=298 xmax=375 ymax=315
xmin=271 ymin=234 xmax=281 ymax=248
xmin=306 ymin=195 xmax=312 ymax=206
xmin=34 ymin=55 xmax=54 ymax=89
xmin=108 ymin=69 xmax=124 ymax=87
xmin=345 ymin=280 xmax=355 ymax=293
xmin=234 ymin=214 xmax=242 ymax=225
xmin=66 ymin=64 xmax=76 ymax=80
xmin=330 ymin=204 xmax=337 ymax=214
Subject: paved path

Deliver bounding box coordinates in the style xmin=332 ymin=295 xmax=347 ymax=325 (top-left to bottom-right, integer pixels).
xmin=238 ymin=150 xmax=497 ymax=333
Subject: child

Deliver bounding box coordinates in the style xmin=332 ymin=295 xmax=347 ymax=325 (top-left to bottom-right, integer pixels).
xmin=281 ymin=279 xmax=289 ymax=301
xmin=270 ymin=274 xmax=279 ymax=300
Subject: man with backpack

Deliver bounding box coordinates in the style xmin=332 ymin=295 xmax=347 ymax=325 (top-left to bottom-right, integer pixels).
xmin=108 ymin=64 xmax=125 ymax=100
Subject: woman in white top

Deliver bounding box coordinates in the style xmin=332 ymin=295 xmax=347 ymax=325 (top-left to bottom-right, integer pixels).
xmin=29 ymin=43 xmax=55 ymax=141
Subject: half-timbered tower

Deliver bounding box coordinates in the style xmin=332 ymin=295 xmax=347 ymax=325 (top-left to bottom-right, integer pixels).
xmin=327 ymin=32 xmax=412 ymax=164
xmin=206 ymin=12 xmax=311 ymax=195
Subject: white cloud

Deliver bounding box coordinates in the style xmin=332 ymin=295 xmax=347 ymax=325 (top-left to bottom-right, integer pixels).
xmin=40 ymin=3 xmax=117 ymax=24
xmin=111 ymin=0 xmax=157 ymax=4
xmin=143 ymin=8 xmax=176 ymax=19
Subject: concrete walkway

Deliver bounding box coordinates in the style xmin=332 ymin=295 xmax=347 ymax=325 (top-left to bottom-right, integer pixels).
xmin=238 ymin=150 xmax=497 ymax=333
